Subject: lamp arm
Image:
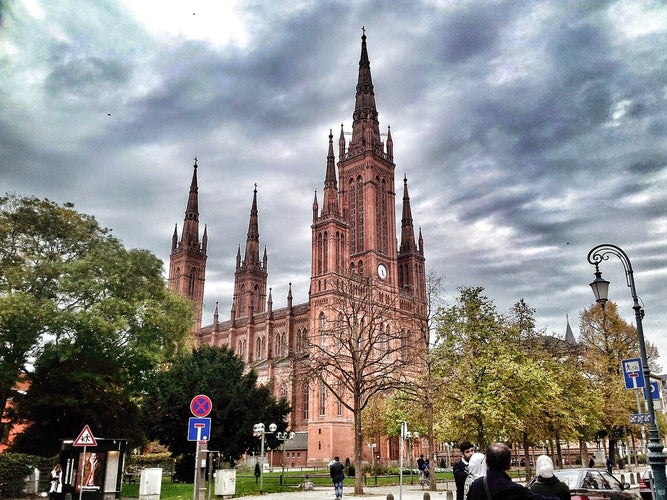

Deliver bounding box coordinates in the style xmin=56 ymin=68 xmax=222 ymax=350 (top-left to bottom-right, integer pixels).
xmin=587 ymin=243 xmax=637 ymax=300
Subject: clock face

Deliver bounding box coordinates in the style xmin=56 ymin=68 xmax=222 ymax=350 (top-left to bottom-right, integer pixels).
xmin=377 ymin=264 xmax=387 ymax=279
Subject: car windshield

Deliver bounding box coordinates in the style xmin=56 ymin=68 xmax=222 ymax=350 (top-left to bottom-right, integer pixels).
xmin=554 ymin=470 xmax=580 ymax=488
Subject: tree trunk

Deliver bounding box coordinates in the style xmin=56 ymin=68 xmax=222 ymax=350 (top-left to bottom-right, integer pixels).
xmin=354 ymin=399 xmax=364 ymax=494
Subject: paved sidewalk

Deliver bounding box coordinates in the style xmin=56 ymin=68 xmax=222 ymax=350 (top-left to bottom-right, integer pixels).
xmin=238 ymin=483 xmax=456 ymax=500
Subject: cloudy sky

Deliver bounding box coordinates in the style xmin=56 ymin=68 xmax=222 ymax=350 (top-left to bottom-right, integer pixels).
xmin=2 ymin=0 xmax=667 ymax=371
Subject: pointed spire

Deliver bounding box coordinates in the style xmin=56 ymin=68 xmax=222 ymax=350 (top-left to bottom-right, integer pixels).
xmin=186 ymin=157 xmax=199 ymax=221
xmin=399 ymin=175 xmax=417 ymax=253
xmin=202 ymin=224 xmax=208 ymax=253
xmin=312 ymin=190 xmax=319 ymax=222
xmin=386 ymin=125 xmax=393 ymax=161
xmin=350 ymin=28 xmax=380 ymax=149
xmin=172 ymin=224 xmax=178 ymax=251
xmin=418 ymin=227 xmax=424 ymax=255
xmin=287 ymin=282 xmax=293 ymax=310
xmin=565 ymin=313 xmax=576 ymax=343
xmin=243 ymin=184 xmax=261 ymax=268
xmin=213 ymin=301 xmax=219 ymax=326
xmin=321 ymin=129 xmax=340 ymax=217
xmin=339 ymin=123 xmax=346 ymax=160
xmin=236 ymin=244 xmax=241 ymax=269
xmin=181 ymin=158 xmax=201 ymax=248
xmin=268 ymin=287 xmax=273 ymax=314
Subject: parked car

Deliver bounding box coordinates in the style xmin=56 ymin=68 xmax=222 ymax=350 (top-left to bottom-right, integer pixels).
xmin=639 ymin=469 xmax=653 ymax=500
xmin=528 ymin=468 xmax=640 ymax=500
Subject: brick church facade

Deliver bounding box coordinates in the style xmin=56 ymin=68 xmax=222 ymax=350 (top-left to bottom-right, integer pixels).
xmin=169 ymin=32 xmax=427 ymax=467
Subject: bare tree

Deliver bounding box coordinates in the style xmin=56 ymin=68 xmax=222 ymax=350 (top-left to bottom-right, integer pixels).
xmin=391 ymin=271 xmax=446 ymax=490
xmin=297 ymin=270 xmax=422 ymax=494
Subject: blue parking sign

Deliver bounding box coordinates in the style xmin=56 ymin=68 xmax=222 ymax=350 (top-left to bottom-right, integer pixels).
xmin=188 ymin=417 xmax=211 ymax=441
xmin=621 ymin=358 xmax=645 ymax=389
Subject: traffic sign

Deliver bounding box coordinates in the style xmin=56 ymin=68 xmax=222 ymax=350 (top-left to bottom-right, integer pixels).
xmin=644 ymin=380 xmax=661 ymax=401
xmin=188 ymin=417 xmax=211 ymax=441
xmin=190 ymin=394 xmax=212 ymax=417
xmin=630 ymin=413 xmax=652 ymax=424
xmin=621 ymin=358 xmax=645 ymax=389
xmin=73 ymin=425 xmax=97 ymax=447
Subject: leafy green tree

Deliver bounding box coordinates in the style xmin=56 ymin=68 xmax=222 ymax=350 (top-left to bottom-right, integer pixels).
xmin=1 ymin=194 xmax=193 ymax=454
xmin=143 ymin=345 xmax=291 ymax=467
xmin=579 ymin=302 xmax=643 ymax=463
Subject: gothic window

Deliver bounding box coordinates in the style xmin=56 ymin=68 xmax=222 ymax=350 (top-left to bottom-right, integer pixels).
xmin=253 ymin=284 xmax=260 ymax=313
xmin=256 ymin=337 xmax=262 ymax=360
xmin=188 ymin=267 xmax=197 ymax=296
xmin=337 ymin=381 xmax=343 ymax=416
xmin=238 ymin=285 xmax=246 ymax=316
xmin=319 ymin=380 xmax=326 ymax=416
xmin=336 ymin=313 xmax=344 ymax=352
xmin=356 ymin=176 xmax=364 ymax=252
xmin=349 ymin=178 xmax=356 ymax=253
xmin=323 ymin=231 xmax=328 ymax=273
xmin=380 ymin=178 xmax=388 ymax=253
xmin=319 ymin=313 xmax=326 ymax=347
xmin=280 ymin=385 xmax=288 ymax=401
xmin=303 ymin=384 xmax=310 ymax=420
xmin=317 ymin=232 xmax=323 ymax=274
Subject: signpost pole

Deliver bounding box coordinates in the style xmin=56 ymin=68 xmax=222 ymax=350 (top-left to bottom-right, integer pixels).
xmin=78 ymin=446 xmax=86 ymax=500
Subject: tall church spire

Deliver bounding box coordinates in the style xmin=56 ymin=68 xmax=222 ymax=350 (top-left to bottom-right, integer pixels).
xmin=321 ymin=130 xmax=340 ymax=217
xmin=168 ymin=157 xmax=207 ymax=338
xmin=232 ymin=185 xmax=268 ymax=320
xmin=399 ymin=175 xmax=417 ymax=253
xmin=244 ymin=184 xmax=261 ymax=268
xmin=350 ymin=28 xmax=380 ymax=152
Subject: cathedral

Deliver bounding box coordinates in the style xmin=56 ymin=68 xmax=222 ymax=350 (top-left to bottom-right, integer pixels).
xmin=168 ymin=32 xmax=427 ymax=467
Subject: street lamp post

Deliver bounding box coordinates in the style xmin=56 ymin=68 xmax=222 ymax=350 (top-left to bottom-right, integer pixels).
xmin=368 ymin=443 xmax=377 ymax=469
xmin=587 ymin=244 xmax=666 ymax=500
xmin=253 ymin=422 xmax=277 ymax=494
xmin=275 ymin=431 xmax=295 ymax=485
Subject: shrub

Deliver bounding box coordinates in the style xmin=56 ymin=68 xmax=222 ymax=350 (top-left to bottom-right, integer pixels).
xmin=0 ymin=452 xmax=43 ymax=497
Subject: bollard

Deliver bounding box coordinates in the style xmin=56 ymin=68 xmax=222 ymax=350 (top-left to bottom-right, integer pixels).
xmin=64 ymin=494 xmax=72 ymax=500
xmin=620 ymin=473 xmax=625 ymax=484
xmin=423 ymin=492 xmax=430 ymax=500
xmin=445 ymin=491 xmax=454 ymax=500
xmin=387 ymin=493 xmax=394 ymax=500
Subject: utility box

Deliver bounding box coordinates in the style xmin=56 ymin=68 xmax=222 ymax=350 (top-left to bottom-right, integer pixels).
xmin=214 ymin=470 xmax=236 ymax=496
xmin=138 ymin=468 xmax=162 ymax=500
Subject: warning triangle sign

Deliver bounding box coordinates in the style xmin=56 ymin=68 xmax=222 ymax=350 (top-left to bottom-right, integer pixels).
xmin=73 ymin=425 xmax=97 ymax=447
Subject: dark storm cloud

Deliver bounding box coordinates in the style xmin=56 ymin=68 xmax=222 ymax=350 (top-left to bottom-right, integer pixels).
xmin=2 ymin=0 xmax=667 ymax=369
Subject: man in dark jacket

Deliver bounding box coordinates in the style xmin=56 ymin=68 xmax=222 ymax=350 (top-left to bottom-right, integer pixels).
xmin=454 ymin=441 xmax=475 ymax=500
xmin=329 ymin=456 xmax=345 ymax=500
xmin=467 ymin=443 xmax=560 ymax=500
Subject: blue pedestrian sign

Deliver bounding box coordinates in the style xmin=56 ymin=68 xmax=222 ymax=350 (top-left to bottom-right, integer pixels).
xmin=188 ymin=417 xmax=211 ymax=441
xmin=622 ymin=358 xmax=645 ymax=389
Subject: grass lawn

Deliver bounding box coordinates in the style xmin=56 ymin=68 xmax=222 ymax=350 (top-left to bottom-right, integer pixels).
xmin=121 ymin=470 xmax=453 ymax=498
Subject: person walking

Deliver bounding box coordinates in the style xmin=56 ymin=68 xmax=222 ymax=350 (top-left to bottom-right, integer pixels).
xmin=467 ymin=443 xmax=560 ymax=500
xmin=529 ymin=455 xmax=570 ymax=500
xmin=463 ymin=452 xmax=487 ymax=499
xmin=49 ymin=464 xmax=62 ymax=500
xmin=454 ymin=441 xmax=475 ymax=500
xmin=329 ymin=456 xmax=345 ymax=500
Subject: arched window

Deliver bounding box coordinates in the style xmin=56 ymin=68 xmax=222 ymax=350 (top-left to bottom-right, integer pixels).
xmin=356 ymin=176 xmax=364 ymax=252
xmin=319 ymin=313 xmax=326 ymax=347
xmin=303 ymin=384 xmax=310 ymax=420
xmin=317 ymin=232 xmax=323 ymax=274
xmin=188 ymin=267 xmax=197 ymax=296
xmin=337 ymin=381 xmax=343 ymax=416
xmin=319 ymin=380 xmax=326 ymax=416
